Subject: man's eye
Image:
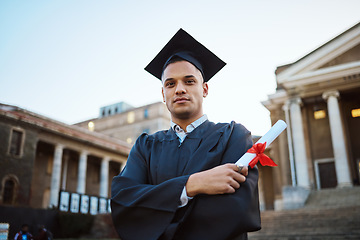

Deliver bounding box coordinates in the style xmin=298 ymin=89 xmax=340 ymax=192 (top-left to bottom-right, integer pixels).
xmin=166 ymin=82 xmax=175 ymax=87
xmin=186 ymin=80 xmax=195 ymax=84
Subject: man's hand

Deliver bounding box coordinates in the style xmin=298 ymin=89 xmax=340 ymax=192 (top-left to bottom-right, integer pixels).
xmin=186 ymin=164 xmax=248 ymax=197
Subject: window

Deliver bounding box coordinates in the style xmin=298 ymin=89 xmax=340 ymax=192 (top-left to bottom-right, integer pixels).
xmin=351 ymin=108 xmax=360 ymax=118
xmin=127 ymin=111 xmax=135 ymax=124
xmin=144 ymin=109 xmax=149 ymax=119
xmin=1 ymin=176 xmax=18 ymax=205
xmin=3 ymin=179 xmax=15 ymax=204
xmin=9 ymin=129 xmax=24 ymax=157
xmin=314 ymin=110 xmax=326 ymax=120
xmin=88 ymin=121 xmax=95 ymax=132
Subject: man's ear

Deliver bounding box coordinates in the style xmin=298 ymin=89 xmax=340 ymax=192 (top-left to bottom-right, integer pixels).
xmin=162 ymin=87 xmax=166 ymax=102
xmin=203 ymin=82 xmax=209 ymax=98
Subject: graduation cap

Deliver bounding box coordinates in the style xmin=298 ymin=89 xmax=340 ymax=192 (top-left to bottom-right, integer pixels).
xmin=145 ymin=29 xmax=226 ymax=82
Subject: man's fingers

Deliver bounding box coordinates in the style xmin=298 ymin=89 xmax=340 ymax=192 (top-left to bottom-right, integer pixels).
xmin=233 ymin=172 xmax=246 ymax=183
xmin=229 ymin=179 xmax=240 ymax=189
xmin=229 ymin=164 xmax=248 ymax=177
xmin=239 ymin=166 xmax=248 ymax=176
xmin=228 ymin=164 xmax=241 ymax=172
xmin=227 ymin=164 xmax=247 ymax=183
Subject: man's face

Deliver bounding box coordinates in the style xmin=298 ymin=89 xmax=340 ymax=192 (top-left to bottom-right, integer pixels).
xmin=162 ymin=60 xmax=208 ymax=121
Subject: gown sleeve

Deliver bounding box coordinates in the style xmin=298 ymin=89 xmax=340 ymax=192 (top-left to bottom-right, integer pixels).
xmin=111 ymin=134 xmax=190 ymax=240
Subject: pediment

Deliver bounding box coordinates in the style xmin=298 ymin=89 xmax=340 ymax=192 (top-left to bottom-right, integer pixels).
xmin=277 ymin=22 xmax=360 ymax=85
xmin=318 ymin=43 xmax=360 ymax=69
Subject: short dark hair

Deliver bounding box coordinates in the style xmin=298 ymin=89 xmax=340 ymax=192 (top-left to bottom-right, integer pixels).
xmin=161 ymin=57 xmax=205 ymax=82
xmin=162 ymin=56 xmax=185 ymax=73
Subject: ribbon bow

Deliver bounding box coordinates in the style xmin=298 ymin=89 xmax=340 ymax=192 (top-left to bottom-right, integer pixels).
xmin=247 ymin=142 xmax=277 ymax=168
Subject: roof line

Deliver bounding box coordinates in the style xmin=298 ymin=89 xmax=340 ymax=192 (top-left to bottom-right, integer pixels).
xmin=277 ymin=21 xmax=360 ymax=69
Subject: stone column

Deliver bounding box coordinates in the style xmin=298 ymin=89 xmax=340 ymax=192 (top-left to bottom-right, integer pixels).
xmin=120 ymin=162 xmax=126 ymax=172
xmin=77 ymin=151 xmax=88 ymax=194
xmin=99 ymin=157 xmax=110 ymax=198
xmin=289 ymin=98 xmax=310 ymax=188
xmin=322 ymin=90 xmax=352 ymax=187
xmin=257 ymin=169 xmax=265 ymax=211
xmin=283 ymin=102 xmax=297 ymax=187
xmin=49 ymin=144 xmax=64 ymax=208
xmin=61 ymin=151 xmax=69 ymax=191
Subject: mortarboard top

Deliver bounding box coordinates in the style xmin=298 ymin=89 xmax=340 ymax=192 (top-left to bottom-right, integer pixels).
xmin=145 ymin=28 xmax=226 ymax=82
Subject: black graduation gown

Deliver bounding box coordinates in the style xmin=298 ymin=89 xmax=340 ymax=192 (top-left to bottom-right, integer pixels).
xmin=111 ymin=120 xmax=261 ymax=240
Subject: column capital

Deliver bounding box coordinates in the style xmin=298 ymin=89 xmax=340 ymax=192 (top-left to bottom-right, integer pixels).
xmin=282 ymin=100 xmax=290 ymax=111
xmin=80 ymin=150 xmax=88 ymax=155
xmin=322 ymin=90 xmax=340 ymax=101
xmin=289 ymin=97 xmax=303 ymax=106
xmin=55 ymin=143 xmax=64 ymax=150
xmin=102 ymin=156 xmax=111 ymax=162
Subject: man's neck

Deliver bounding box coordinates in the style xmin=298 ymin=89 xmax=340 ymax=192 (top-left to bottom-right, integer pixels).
xmin=171 ymin=113 xmax=204 ymax=131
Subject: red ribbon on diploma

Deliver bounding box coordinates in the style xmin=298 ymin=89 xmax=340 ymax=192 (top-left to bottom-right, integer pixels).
xmin=247 ymin=142 xmax=278 ymax=168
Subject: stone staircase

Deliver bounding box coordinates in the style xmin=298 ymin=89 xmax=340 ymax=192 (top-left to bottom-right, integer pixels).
xmin=304 ymin=186 xmax=360 ymax=209
xmin=248 ymin=187 xmax=360 ymax=240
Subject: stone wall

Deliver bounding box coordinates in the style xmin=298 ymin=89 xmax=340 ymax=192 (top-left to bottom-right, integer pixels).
xmin=0 ymin=120 xmax=38 ymax=206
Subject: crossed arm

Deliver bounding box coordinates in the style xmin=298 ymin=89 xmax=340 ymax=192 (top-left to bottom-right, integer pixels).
xmin=186 ymin=164 xmax=248 ymax=197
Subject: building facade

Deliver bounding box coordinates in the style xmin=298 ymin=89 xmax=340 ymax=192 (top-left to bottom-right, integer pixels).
xmin=75 ymin=101 xmax=171 ymax=145
xmin=262 ymin=22 xmax=360 ymax=210
xmin=0 ymin=104 xmax=131 ymax=213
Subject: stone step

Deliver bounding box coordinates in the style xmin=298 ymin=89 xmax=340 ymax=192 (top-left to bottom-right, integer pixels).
xmin=248 ymin=206 xmax=360 ymax=239
xmin=248 ymin=234 xmax=360 ymax=240
xmin=305 ymin=186 xmax=360 ymax=209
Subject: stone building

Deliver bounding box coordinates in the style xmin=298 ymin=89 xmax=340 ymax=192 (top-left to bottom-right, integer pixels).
xmin=262 ymin=22 xmax=360 ymax=210
xmin=0 ymin=103 xmax=130 ymax=213
xmin=75 ymin=101 xmax=171 ymax=145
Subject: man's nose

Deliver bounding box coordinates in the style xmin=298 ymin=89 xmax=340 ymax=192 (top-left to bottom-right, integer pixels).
xmin=175 ymin=82 xmax=186 ymax=95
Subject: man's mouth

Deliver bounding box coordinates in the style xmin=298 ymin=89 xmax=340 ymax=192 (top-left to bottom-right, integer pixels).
xmin=174 ymin=97 xmax=190 ymax=104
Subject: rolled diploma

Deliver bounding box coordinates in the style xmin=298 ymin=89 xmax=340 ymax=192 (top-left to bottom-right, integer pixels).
xmin=235 ymin=120 xmax=287 ymax=167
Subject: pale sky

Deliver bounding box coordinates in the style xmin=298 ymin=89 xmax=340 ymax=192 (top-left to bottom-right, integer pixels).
xmin=1 ymin=0 xmax=359 ymax=135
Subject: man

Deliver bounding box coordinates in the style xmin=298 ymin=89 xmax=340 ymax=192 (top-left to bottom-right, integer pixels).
xmin=34 ymin=225 xmax=53 ymax=240
xmin=14 ymin=224 xmax=33 ymax=240
xmin=111 ymin=29 xmax=261 ymax=240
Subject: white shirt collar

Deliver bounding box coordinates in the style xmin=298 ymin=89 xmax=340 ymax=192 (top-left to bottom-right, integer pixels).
xmin=171 ymin=114 xmax=208 ymax=134
xmin=171 ymin=115 xmax=208 ymax=144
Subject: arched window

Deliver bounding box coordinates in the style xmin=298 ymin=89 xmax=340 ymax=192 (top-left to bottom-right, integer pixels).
xmin=1 ymin=175 xmax=19 ymax=205
xmin=3 ymin=180 xmax=15 ymax=204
